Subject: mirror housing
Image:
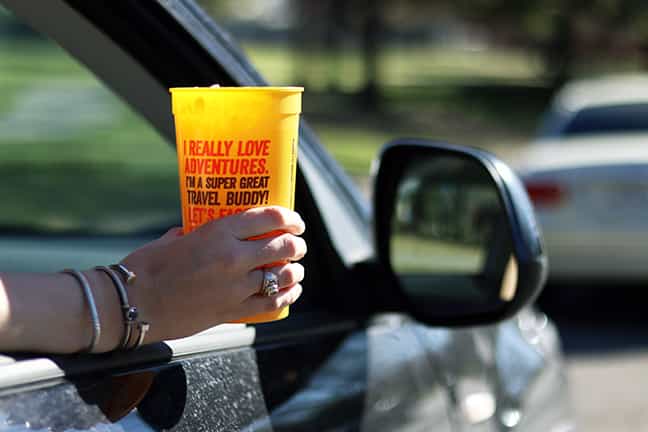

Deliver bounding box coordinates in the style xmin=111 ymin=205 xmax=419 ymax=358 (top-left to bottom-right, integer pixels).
xmin=373 ymin=139 xmax=547 ymax=326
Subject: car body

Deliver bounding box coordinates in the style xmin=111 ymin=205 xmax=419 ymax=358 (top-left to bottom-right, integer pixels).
xmin=517 ymin=74 xmax=648 ymax=281
xmin=0 ymin=1 xmax=571 ymax=431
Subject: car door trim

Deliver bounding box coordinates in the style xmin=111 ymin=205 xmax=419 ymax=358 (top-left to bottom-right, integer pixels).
xmin=0 ymin=317 xmax=358 ymax=395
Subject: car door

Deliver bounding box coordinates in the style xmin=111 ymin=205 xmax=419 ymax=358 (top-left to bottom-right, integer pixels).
xmin=0 ymin=1 xmax=571 ymax=431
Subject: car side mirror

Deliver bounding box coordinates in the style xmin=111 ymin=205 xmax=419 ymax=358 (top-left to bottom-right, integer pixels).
xmin=373 ymin=139 xmax=547 ymax=325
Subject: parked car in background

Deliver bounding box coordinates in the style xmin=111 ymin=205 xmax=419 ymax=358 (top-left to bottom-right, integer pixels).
xmin=0 ymin=1 xmax=571 ymax=431
xmin=517 ymin=74 xmax=648 ymax=281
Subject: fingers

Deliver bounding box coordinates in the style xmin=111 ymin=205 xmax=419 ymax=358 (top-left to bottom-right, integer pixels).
xmin=244 ymin=263 xmax=304 ymax=297
xmin=237 ymin=233 xmax=306 ymax=270
xmin=225 ymin=206 xmax=305 ymax=239
xmin=242 ymin=283 xmax=303 ymax=316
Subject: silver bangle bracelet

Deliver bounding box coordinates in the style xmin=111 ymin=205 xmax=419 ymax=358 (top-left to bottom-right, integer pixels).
xmin=62 ymin=269 xmax=101 ymax=353
xmin=131 ymin=321 xmax=151 ymax=350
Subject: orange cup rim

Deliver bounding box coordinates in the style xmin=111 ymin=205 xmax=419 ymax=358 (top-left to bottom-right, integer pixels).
xmin=169 ymin=86 xmax=303 ymax=94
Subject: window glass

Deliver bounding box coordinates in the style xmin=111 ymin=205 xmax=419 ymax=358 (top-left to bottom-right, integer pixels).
xmin=0 ymin=4 xmax=327 ymax=312
xmin=0 ymin=6 xmax=180 ymax=236
xmin=562 ymin=104 xmax=648 ymax=136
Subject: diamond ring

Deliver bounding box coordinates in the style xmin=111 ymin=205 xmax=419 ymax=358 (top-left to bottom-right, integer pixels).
xmin=260 ymin=270 xmax=279 ymax=296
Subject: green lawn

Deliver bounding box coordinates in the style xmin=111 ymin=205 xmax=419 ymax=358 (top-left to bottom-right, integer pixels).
xmin=313 ymin=125 xmax=391 ymax=175
xmin=242 ymin=43 xmax=543 ymax=91
xmin=391 ymin=233 xmax=483 ymax=273
xmin=242 ymin=42 xmax=551 ymax=175
xmin=0 ymin=39 xmax=179 ymax=234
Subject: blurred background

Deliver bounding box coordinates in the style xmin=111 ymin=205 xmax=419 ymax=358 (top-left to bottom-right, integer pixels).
xmin=3 ymin=1 xmax=648 ymax=430
xmin=195 ymin=2 xmax=648 ymax=430
xmin=196 ymin=0 xmax=648 ymax=177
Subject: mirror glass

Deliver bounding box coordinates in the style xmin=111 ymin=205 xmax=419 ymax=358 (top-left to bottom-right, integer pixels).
xmin=390 ymin=154 xmax=517 ymax=315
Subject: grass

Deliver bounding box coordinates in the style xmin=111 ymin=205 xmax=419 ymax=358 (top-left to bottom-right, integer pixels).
xmin=0 ymin=39 xmax=179 ymax=234
xmin=0 ymin=163 xmax=179 ymax=233
xmin=391 ymin=233 xmax=483 ymax=273
xmin=241 ymin=42 xmax=553 ymax=175
xmin=242 ymin=43 xmax=544 ymax=91
xmin=314 ymin=125 xmax=391 ymax=175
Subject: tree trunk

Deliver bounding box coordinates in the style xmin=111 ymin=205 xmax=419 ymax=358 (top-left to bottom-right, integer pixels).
xmin=360 ymin=0 xmax=382 ymax=110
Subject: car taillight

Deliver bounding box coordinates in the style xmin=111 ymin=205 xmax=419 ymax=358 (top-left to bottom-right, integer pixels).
xmin=524 ymin=181 xmax=566 ymax=208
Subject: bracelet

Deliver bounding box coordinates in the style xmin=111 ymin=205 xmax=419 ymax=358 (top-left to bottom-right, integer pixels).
xmin=110 ymin=263 xmax=136 ymax=285
xmin=95 ymin=266 xmax=134 ymax=350
xmin=131 ymin=321 xmax=151 ymax=350
xmin=62 ymin=269 xmax=101 ymax=353
xmin=117 ymin=263 xmax=150 ymax=350
xmin=95 ymin=265 xmax=150 ymax=350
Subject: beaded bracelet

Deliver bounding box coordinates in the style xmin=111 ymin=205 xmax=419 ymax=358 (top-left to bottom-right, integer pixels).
xmin=62 ymin=269 xmax=101 ymax=353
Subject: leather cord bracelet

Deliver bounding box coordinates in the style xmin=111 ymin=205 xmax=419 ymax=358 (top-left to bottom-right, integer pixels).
xmin=95 ymin=265 xmax=150 ymax=350
xmin=95 ymin=266 xmax=134 ymax=350
xmin=62 ymin=269 xmax=101 ymax=353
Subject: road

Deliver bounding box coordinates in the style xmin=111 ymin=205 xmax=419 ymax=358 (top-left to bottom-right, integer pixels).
xmin=539 ymin=283 xmax=648 ymax=432
xmin=567 ymin=351 xmax=648 ymax=431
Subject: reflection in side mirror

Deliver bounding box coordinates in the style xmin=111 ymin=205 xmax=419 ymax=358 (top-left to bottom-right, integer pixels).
xmin=374 ymin=140 xmax=546 ymax=326
xmin=392 ymin=155 xmax=517 ymax=305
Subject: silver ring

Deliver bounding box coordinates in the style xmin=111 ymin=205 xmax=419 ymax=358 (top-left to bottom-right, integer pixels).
xmin=260 ymin=270 xmax=279 ymax=296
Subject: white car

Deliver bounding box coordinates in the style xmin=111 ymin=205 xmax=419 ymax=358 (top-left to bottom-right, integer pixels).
xmin=516 ymin=74 xmax=648 ymax=281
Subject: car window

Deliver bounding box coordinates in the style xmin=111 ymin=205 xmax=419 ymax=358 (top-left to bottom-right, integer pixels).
xmin=562 ymin=103 xmax=648 ymax=136
xmin=0 ymin=6 xmax=180 ymax=236
xmin=0 ymin=4 xmax=343 ymax=314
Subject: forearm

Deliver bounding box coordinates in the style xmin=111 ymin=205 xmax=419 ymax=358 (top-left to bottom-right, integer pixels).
xmin=0 ymin=271 xmax=123 ymax=354
xmin=0 ymin=208 xmax=307 ymax=354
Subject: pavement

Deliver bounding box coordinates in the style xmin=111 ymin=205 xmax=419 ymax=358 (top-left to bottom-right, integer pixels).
xmin=567 ymin=351 xmax=648 ymax=432
xmin=540 ymin=283 xmax=648 ymax=432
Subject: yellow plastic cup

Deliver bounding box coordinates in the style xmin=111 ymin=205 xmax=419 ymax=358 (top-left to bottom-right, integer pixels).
xmin=170 ymin=86 xmax=303 ymax=323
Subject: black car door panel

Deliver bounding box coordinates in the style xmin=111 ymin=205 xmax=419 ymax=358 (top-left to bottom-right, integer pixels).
xmin=0 ymin=348 xmax=268 ymax=432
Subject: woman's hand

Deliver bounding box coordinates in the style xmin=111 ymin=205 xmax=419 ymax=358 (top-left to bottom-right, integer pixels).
xmin=0 ymin=206 xmax=305 ymax=353
xmin=121 ymin=206 xmax=307 ymax=343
